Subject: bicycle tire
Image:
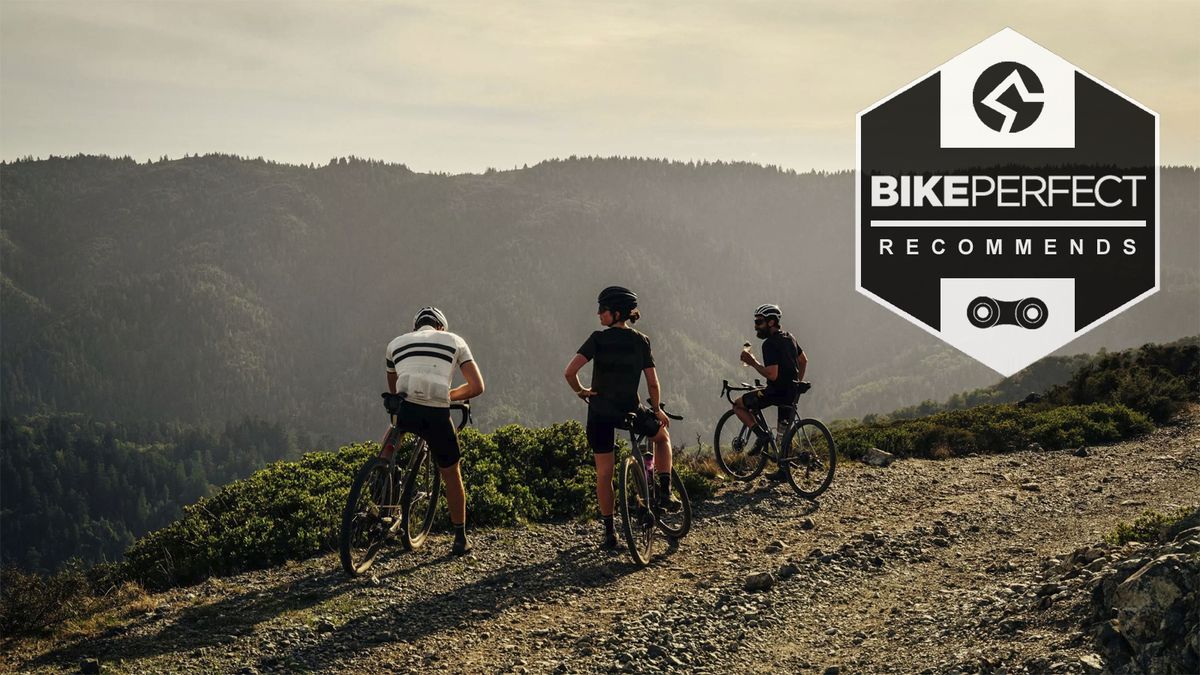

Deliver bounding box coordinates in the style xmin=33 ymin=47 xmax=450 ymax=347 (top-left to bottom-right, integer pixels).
xmin=399 ymin=441 xmax=441 ymax=550
xmin=619 ymin=456 xmax=655 ymax=566
xmin=655 ymin=468 xmax=692 ymax=539
xmin=339 ymin=458 xmax=401 ymax=576
xmin=713 ymin=409 xmax=768 ymax=481
xmin=781 ymin=418 xmax=836 ymax=499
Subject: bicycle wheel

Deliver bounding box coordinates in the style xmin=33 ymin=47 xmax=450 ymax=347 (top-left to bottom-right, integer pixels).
xmin=619 ymin=456 xmax=655 ymax=566
xmin=713 ymin=409 xmax=768 ymax=481
xmin=655 ymin=468 xmax=692 ymax=539
xmin=781 ymin=418 xmax=836 ymax=498
xmin=399 ymin=441 xmax=441 ymax=550
xmin=340 ymin=458 xmax=401 ymax=576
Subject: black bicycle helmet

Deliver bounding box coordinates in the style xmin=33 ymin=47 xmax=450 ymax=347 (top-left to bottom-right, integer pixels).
xmin=754 ymin=303 xmax=782 ymax=320
xmin=597 ymin=286 xmax=638 ymax=311
xmin=413 ymin=306 xmax=448 ymax=330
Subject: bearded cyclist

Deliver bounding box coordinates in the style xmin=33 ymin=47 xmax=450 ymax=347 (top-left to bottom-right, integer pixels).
xmin=732 ymin=304 xmax=807 ymax=459
xmin=385 ymin=306 xmax=484 ymax=556
xmin=564 ymin=286 xmax=679 ymax=550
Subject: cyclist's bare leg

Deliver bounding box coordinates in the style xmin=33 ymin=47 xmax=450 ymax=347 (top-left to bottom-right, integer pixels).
xmin=438 ymin=462 xmax=467 ymax=526
xmin=651 ymin=426 xmax=672 ymax=475
xmin=594 ymin=452 xmax=615 ymax=516
xmin=732 ymin=395 xmax=759 ymax=431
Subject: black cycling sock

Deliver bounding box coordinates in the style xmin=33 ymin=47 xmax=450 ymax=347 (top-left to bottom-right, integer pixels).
xmin=657 ymin=472 xmax=671 ymax=494
xmin=453 ymin=523 xmax=467 ymax=541
xmin=602 ymin=514 xmax=615 ymax=535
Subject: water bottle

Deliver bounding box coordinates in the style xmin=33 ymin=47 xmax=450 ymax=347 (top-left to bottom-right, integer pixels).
xmin=741 ymin=341 xmax=752 ymax=367
xmin=644 ymin=452 xmax=655 ymax=487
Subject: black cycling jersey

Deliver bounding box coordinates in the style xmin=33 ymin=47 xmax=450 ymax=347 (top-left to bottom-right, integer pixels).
xmin=577 ymin=327 xmax=655 ymax=413
xmin=761 ymin=331 xmax=802 ymax=394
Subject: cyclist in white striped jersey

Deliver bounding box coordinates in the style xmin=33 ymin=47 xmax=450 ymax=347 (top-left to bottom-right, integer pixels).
xmin=385 ymin=306 xmax=484 ymax=555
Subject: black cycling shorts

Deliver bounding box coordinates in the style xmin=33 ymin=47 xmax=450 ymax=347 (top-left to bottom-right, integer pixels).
xmin=739 ymin=388 xmax=796 ymax=425
xmin=395 ymin=400 xmax=461 ymax=468
xmin=586 ymin=406 xmax=662 ymax=455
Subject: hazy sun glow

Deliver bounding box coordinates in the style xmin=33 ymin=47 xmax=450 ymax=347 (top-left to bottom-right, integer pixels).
xmin=1 ymin=0 xmax=1197 ymax=172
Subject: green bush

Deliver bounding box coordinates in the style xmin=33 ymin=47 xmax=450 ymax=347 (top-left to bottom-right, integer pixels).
xmin=1106 ymin=507 xmax=1198 ymax=546
xmin=119 ymin=422 xmax=716 ymax=590
xmin=676 ymin=465 xmax=717 ymax=502
xmin=462 ymin=422 xmax=597 ymax=525
xmin=0 ymin=560 xmax=139 ymax=637
xmin=1046 ymin=342 xmax=1199 ymax=423
xmin=122 ymin=444 xmax=373 ymax=590
xmin=834 ymin=403 xmax=1153 ymax=460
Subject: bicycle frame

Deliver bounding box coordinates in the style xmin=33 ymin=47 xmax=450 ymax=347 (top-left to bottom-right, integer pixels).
xmin=341 ymin=395 xmax=474 ymax=575
xmin=614 ymin=400 xmax=690 ymax=564
xmin=719 ymin=379 xmax=802 ymax=462
xmin=378 ymin=400 xmax=472 ymax=530
xmin=621 ymin=400 xmax=682 ymax=491
xmin=624 ymin=425 xmax=658 ymax=503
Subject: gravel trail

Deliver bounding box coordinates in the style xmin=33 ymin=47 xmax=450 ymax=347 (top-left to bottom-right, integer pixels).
xmin=5 ymin=406 xmax=1197 ymax=674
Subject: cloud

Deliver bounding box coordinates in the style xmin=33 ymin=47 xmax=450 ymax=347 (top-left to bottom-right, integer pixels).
xmin=1 ymin=0 xmax=1196 ymax=171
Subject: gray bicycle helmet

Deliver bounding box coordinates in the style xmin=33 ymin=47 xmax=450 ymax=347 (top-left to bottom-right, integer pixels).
xmin=413 ymin=306 xmax=448 ymax=330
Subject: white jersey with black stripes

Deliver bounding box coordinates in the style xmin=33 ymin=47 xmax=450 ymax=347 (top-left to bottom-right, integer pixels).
xmin=385 ymin=326 xmax=474 ymax=408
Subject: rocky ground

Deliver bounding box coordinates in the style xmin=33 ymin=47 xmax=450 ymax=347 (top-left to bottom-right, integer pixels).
xmin=3 ymin=406 xmax=1198 ymax=674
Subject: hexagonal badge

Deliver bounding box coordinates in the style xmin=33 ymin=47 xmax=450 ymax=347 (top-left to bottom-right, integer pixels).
xmin=856 ymin=28 xmax=1159 ymax=376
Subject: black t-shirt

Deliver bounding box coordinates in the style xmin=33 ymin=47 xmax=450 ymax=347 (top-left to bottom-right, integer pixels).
xmin=578 ymin=327 xmax=655 ymax=413
xmin=762 ymin=331 xmax=802 ymax=394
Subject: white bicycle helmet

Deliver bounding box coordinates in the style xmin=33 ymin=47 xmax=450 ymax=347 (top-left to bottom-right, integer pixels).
xmin=413 ymin=306 xmax=448 ymax=330
xmin=754 ymin=304 xmax=782 ymax=320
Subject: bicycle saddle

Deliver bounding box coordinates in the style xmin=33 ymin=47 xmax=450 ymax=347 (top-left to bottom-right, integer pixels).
xmin=381 ymin=391 xmax=407 ymax=414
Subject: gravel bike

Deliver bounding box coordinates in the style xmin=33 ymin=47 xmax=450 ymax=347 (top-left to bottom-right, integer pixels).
xmin=617 ymin=400 xmax=692 ymax=566
xmin=713 ymin=379 xmax=836 ymax=498
xmin=339 ymin=392 xmax=472 ymax=576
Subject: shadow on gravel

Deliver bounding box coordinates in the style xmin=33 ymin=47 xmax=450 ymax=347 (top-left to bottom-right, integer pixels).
xmin=699 ymin=480 xmax=822 ymax=521
xmin=24 ymin=566 xmax=357 ymax=671
xmin=23 ymin=529 xmax=676 ymax=672
xmin=259 ymin=543 xmax=643 ymax=671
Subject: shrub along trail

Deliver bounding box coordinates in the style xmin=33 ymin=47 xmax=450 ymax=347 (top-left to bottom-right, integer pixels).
xmin=5 ymin=406 xmax=1198 ymax=674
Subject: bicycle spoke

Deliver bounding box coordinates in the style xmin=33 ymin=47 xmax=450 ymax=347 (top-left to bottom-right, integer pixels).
xmin=714 ymin=410 xmax=768 ymax=481
xmin=341 ymin=460 xmax=399 ymax=575
xmin=401 ymin=444 xmax=441 ymax=549
xmin=655 ymin=469 xmax=692 ymax=539
xmin=782 ymin=420 xmax=836 ymax=498
xmin=620 ymin=457 xmax=655 ymax=565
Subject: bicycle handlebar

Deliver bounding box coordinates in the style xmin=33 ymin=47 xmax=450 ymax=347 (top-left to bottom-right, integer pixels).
xmin=382 ymin=392 xmax=473 ymax=431
xmin=720 ymin=379 xmax=760 ymax=403
xmin=450 ymin=401 xmax=472 ymax=431
xmin=645 ymin=398 xmax=684 ymax=421
xmin=721 ymin=379 xmax=811 ymax=403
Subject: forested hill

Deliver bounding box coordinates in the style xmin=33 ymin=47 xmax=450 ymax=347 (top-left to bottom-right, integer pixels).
xmin=2 ymin=156 xmax=1197 ymax=441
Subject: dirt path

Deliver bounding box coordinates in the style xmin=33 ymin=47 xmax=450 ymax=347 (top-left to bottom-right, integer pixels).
xmin=6 ymin=407 xmax=1198 ymax=674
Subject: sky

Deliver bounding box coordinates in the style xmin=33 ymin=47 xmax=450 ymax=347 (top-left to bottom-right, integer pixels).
xmin=1 ymin=0 xmax=1197 ymax=173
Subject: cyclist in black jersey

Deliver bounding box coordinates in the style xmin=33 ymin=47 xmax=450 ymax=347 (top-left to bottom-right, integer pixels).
xmin=564 ymin=286 xmax=678 ymax=550
xmin=732 ymin=304 xmax=808 ymax=457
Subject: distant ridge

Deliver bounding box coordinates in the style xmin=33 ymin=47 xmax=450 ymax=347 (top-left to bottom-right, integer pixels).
xmin=2 ymin=156 xmax=1196 ymax=442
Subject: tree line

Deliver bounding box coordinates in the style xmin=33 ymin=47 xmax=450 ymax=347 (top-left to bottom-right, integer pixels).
xmin=0 ymin=414 xmax=308 ymax=572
